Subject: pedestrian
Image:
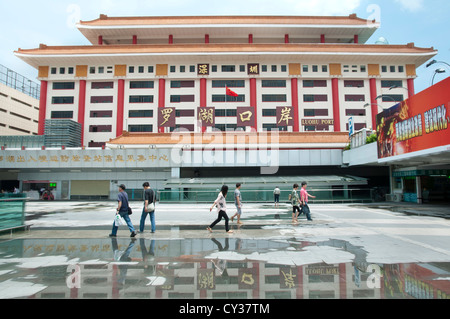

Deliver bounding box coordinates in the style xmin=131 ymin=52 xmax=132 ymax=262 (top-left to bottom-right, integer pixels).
xmin=230 ymin=183 xmax=243 ymax=224
xmin=289 ymin=183 xmax=301 ymax=223
xmin=139 ymin=182 xmax=156 ymax=233
xmin=273 ymin=186 xmax=281 ymax=208
xmin=300 ymin=181 xmax=315 ymax=221
xmin=110 ymin=184 xmax=137 ymax=237
xmin=207 ymin=185 xmax=233 ymax=233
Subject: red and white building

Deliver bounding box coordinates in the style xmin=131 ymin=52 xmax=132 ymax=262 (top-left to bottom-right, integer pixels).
xmin=15 ymin=14 xmax=436 ymax=147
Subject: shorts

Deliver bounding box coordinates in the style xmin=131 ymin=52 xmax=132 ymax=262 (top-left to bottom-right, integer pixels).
xmin=235 ymin=205 xmax=242 ymax=215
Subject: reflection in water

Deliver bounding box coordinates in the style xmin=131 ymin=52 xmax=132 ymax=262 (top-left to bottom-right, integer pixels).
xmin=0 ymin=238 xmax=449 ymax=299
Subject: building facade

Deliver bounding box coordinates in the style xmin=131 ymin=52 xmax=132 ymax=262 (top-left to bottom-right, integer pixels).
xmin=15 ymin=14 xmax=436 ymax=147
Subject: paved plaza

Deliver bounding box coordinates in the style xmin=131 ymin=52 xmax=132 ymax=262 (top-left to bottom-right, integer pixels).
xmin=0 ymin=201 xmax=449 ymax=300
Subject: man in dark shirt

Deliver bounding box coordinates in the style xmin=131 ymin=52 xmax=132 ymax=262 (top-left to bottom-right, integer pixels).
xmin=139 ymin=182 xmax=156 ymax=233
xmin=110 ymin=184 xmax=136 ymax=237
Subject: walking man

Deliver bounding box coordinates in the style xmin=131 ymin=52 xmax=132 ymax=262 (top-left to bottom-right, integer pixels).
xmin=300 ymin=181 xmax=315 ymax=221
xmin=273 ymin=186 xmax=281 ymax=208
xmin=231 ymin=183 xmax=243 ymax=224
xmin=110 ymin=184 xmax=137 ymax=237
xmin=139 ymin=182 xmax=156 ymax=233
xmin=290 ymin=183 xmax=301 ymax=223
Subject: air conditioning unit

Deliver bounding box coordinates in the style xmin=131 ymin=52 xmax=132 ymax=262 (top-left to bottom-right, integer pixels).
xmin=386 ymin=193 xmax=402 ymax=202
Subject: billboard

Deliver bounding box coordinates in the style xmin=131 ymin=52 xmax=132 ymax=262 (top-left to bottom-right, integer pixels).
xmin=376 ymin=77 xmax=450 ymax=159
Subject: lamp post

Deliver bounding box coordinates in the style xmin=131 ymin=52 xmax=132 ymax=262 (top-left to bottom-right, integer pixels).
xmin=388 ymin=85 xmax=414 ymax=97
xmin=431 ymin=68 xmax=446 ymax=85
xmin=426 ymin=59 xmax=450 ymax=68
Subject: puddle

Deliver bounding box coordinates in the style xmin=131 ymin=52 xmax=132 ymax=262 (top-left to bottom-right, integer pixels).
xmin=0 ymin=238 xmax=449 ymax=299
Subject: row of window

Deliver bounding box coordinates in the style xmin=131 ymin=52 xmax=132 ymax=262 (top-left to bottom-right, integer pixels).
xmin=50 ymin=93 xmax=404 ymax=105
xmin=52 ymin=79 xmax=405 ymax=90
xmin=49 ymin=64 xmax=407 ymax=76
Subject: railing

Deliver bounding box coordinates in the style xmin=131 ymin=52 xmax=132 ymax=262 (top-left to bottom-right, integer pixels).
xmin=158 ymin=188 xmax=374 ymax=204
xmin=0 ymin=194 xmax=27 ymax=231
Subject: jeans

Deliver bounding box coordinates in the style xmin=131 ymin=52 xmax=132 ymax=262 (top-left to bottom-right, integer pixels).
xmin=111 ymin=212 xmax=135 ymax=235
xmin=301 ymin=204 xmax=313 ymax=220
xmin=209 ymin=210 xmax=230 ymax=232
xmin=140 ymin=207 xmax=155 ymax=232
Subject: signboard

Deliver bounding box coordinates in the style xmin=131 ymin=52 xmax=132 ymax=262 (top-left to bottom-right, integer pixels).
xmin=197 ymin=107 xmax=215 ymax=127
xmin=236 ymin=107 xmax=255 ymax=127
xmin=348 ymin=116 xmax=354 ymax=136
xmin=276 ymin=106 xmax=293 ymax=127
xmin=158 ymin=107 xmax=176 ymax=128
xmin=301 ymin=119 xmax=334 ymax=126
xmin=376 ymin=77 xmax=450 ymax=159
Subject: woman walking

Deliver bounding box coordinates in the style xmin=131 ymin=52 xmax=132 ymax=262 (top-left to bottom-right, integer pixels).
xmin=207 ymin=185 xmax=233 ymax=233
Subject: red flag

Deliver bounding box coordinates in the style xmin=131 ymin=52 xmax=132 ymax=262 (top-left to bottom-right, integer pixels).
xmin=226 ymin=86 xmax=239 ymax=97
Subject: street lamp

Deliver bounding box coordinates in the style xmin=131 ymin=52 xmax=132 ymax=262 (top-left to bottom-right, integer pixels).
xmin=388 ymin=85 xmax=414 ymax=97
xmin=375 ymin=94 xmax=396 ymax=102
xmin=426 ymin=59 xmax=450 ymax=68
xmin=431 ymin=68 xmax=446 ymax=85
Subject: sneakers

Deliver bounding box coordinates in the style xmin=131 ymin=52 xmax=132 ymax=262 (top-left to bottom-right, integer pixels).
xmin=130 ymin=231 xmax=137 ymax=237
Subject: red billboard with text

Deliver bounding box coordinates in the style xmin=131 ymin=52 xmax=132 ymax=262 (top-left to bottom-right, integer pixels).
xmin=377 ymin=77 xmax=450 ymax=159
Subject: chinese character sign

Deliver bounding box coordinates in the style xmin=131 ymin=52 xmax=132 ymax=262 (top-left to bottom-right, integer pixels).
xmin=237 ymin=107 xmax=255 ymax=127
xmin=158 ymin=107 xmax=176 ymax=128
xmin=197 ymin=107 xmax=215 ymax=127
xmin=276 ymin=106 xmax=293 ymax=127
xmin=247 ymin=63 xmax=259 ymax=75
xmin=197 ymin=64 xmax=209 ymax=76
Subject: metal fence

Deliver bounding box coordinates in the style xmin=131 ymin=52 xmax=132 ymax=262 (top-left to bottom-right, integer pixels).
xmin=158 ymin=188 xmax=374 ymax=204
xmin=0 ymin=194 xmax=27 ymax=231
xmin=0 ymin=64 xmax=40 ymax=100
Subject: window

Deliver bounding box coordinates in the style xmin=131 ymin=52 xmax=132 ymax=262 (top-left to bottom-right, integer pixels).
xmin=381 ymin=80 xmax=402 ymax=88
xmin=212 ymin=95 xmax=245 ymax=102
xmin=390 ymin=66 xmax=396 ymax=72
xmin=312 ymin=65 xmax=318 ymax=72
xmin=180 ymin=65 xmax=185 ymax=73
xmin=92 ymin=82 xmax=114 ymax=89
xmin=171 ymin=80 xmax=195 ymax=88
xmin=189 ymin=65 xmax=195 ymax=72
xmin=398 ymin=66 xmax=404 ymax=73
xmin=53 ymin=82 xmax=75 ymax=90
xmin=138 ymin=66 xmax=144 ymax=73
xmin=59 ymin=67 xmax=65 ymax=74
xmin=215 ymin=109 xmax=237 ymax=117
xmin=176 ymin=110 xmax=195 ymax=117
xmin=51 ymin=68 xmax=57 ymax=75
xmin=51 ymin=111 xmax=73 ymax=119
xmin=263 ymin=124 xmax=287 ymax=131
xmin=381 ymin=66 xmax=387 ymax=73
xmin=129 ymin=66 xmax=135 ymax=73
xmin=262 ymin=109 xmax=277 ymax=117
xmin=240 ymin=65 xmax=246 ymax=72
xmin=129 ymin=95 xmax=153 ymax=103
xmin=262 ymin=65 xmax=268 ymax=72
xmin=90 ymin=111 xmax=112 ymax=118
xmin=303 ymin=80 xmax=327 ymax=88
xmin=170 ymin=66 xmax=176 ymax=73
xmin=281 ymin=65 xmax=287 ymax=72
xmin=89 ymin=125 xmax=112 ymax=133
xmin=130 ymin=81 xmax=154 ymax=89
xmin=382 ymin=94 xmax=403 ymax=102
xmin=303 ymin=109 xmax=328 ymax=116
xmin=90 ymin=96 xmax=113 ymax=103
xmin=302 ymin=65 xmax=309 ymax=72
xmin=212 ymin=65 xmax=217 ymax=72
xmin=212 ymin=80 xmax=245 ymax=88
xmin=222 ymin=65 xmax=235 ymax=72
xmin=98 ymin=67 xmax=104 ymax=74
xmin=89 ymin=67 xmax=96 ymax=74
xmin=322 ymin=65 xmax=328 ymax=72
xmin=148 ymin=66 xmax=154 ymax=73
xmin=129 ymin=110 xmax=153 ymax=118
xmin=262 ymin=80 xmax=286 ymax=87
xmin=170 ymin=95 xmax=195 ymax=103
xmin=271 ymin=65 xmax=277 ymax=72
xmin=303 ymin=94 xmax=328 ymax=102
xmin=345 ymin=109 xmax=366 ymax=116
xmin=344 ymin=80 xmax=364 ymax=88
xmin=262 ymin=94 xmax=287 ymax=102
xmin=68 ymin=67 xmax=74 ymax=74
xmin=52 ymin=96 xmax=74 ymax=104
xmin=345 ymin=94 xmax=365 ymax=102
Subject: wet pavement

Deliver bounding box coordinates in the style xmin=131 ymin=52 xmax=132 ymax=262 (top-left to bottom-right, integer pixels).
xmin=0 ymin=201 xmax=449 ymax=300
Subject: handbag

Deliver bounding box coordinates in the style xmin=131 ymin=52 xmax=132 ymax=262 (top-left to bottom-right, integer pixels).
xmin=114 ymin=214 xmax=125 ymax=226
xmin=146 ymin=189 xmax=156 ymax=212
xmin=128 ymin=206 xmax=133 ymax=215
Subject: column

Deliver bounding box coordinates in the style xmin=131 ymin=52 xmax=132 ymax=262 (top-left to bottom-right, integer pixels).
xmin=158 ymin=79 xmax=166 ymax=133
xmin=291 ymin=78 xmax=299 ymax=131
xmin=320 ymin=34 xmax=325 ymax=43
xmin=248 ymin=34 xmax=253 ymax=44
xmin=205 ymin=34 xmax=209 ymax=44
xmin=38 ymin=80 xmax=48 ymax=135
xmin=98 ymin=36 xmax=103 ymax=45
xmin=354 ymin=35 xmax=359 ymax=44
xmin=132 ymin=35 xmax=137 ymax=45
xmin=284 ymin=34 xmax=289 ymax=44
xmin=369 ymin=78 xmax=378 ymax=130
xmin=331 ymin=78 xmax=341 ymax=131
xmin=250 ymin=78 xmax=257 ymax=130
xmin=77 ymin=80 xmax=87 ymax=145
xmin=200 ymin=78 xmax=207 ymax=132
xmin=407 ymin=78 xmax=415 ymax=98
xmin=116 ymin=79 xmax=125 ymax=136
xmin=169 ymin=35 xmax=173 ymax=44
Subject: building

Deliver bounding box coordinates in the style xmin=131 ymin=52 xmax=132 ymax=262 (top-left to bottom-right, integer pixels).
xmin=2 ymin=14 xmax=439 ymax=200
xmin=0 ymin=64 xmax=40 ymax=136
xmin=14 ymin=14 xmax=436 ymax=147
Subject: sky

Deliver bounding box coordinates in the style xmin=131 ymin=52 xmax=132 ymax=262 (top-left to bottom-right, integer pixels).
xmin=0 ymin=0 xmax=449 ymax=93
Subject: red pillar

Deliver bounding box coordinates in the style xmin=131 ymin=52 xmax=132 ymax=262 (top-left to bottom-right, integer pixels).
xmin=369 ymin=78 xmax=378 ymax=129
xmin=158 ymin=79 xmax=166 ymax=133
xmin=320 ymin=34 xmax=325 ymax=43
xmin=169 ymin=35 xmax=173 ymax=44
xmin=116 ymin=79 xmax=125 ymax=136
xmin=354 ymin=35 xmax=359 ymax=44
xmin=98 ymin=36 xmax=103 ymax=45
xmin=284 ymin=34 xmax=289 ymax=43
xmin=38 ymin=80 xmax=48 ymax=135
xmin=250 ymin=78 xmax=257 ymax=130
xmin=77 ymin=80 xmax=87 ymax=145
xmin=132 ymin=35 xmax=137 ymax=45
xmin=248 ymin=34 xmax=253 ymax=44
xmin=291 ymin=78 xmax=299 ymax=131
xmin=331 ymin=78 xmax=341 ymax=132
xmin=205 ymin=34 xmax=209 ymax=44
xmin=407 ymin=78 xmax=415 ymax=98
xmin=200 ymin=78 xmax=207 ymax=132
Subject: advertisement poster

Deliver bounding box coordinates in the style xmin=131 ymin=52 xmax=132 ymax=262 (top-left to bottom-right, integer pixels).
xmin=377 ymin=77 xmax=450 ymax=159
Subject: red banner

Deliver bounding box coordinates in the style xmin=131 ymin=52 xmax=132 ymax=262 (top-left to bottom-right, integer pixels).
xmin=377 ymin=77 xmax=450 ymax=159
